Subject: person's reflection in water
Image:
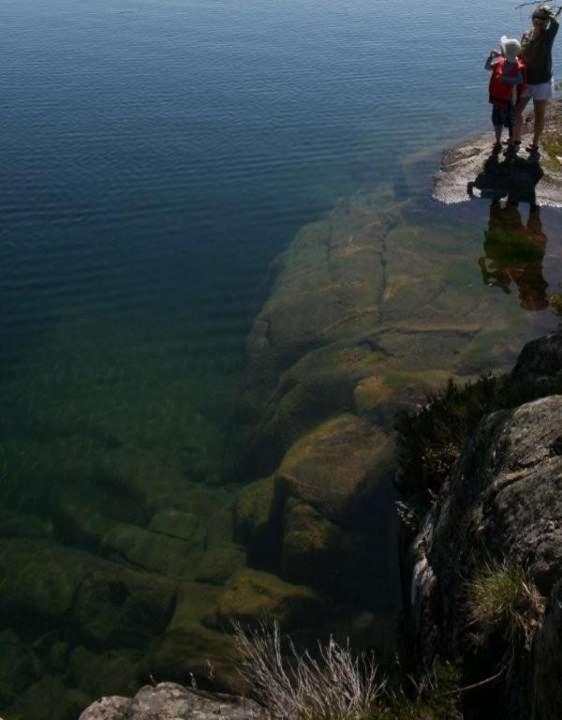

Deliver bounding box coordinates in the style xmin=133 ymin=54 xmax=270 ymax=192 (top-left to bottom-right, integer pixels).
xmin=479 ymin=199 xmax=549 ymax=311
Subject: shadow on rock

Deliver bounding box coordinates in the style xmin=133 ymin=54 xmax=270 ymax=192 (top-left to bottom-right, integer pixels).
xmin=467 ymin=152 xmax=544 ymax=205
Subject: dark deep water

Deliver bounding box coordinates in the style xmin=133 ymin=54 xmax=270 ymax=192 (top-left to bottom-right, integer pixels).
xmin=1 ymin=0 xmax=561 ymax=715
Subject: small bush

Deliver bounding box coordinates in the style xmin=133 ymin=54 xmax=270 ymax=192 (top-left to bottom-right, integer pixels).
xmin=396 ymin=376 xmax=501 ymax=499
xmin=466 ymin=562 xmax=544 ymax=650
xmin=376 ymin=661 xmax=462 ymax=720
xmin=233 ymin=620 xmax=384 ymax=720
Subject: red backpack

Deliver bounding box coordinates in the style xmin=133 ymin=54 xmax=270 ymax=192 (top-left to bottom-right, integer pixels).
xmin=489 ymin=57 xmax=526 ymax=107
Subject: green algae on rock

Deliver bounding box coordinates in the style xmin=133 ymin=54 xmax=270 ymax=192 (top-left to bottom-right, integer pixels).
xmin=204 ymin=568 xmax=329 ymax=632
xmin=226 ymin=192 xmax=552 ymax=620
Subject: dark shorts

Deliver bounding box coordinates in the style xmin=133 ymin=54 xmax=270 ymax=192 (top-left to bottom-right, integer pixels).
xmin=492 ymin=105 xmax=514 ymax=129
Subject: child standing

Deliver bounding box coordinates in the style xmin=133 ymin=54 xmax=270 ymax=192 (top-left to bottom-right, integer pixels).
xmin=485 ymin=36 xmax=526 ymax=152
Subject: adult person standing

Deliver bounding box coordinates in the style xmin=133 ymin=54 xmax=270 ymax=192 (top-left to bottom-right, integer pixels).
xmin=510 ymin=4 xmax=560 ymax=155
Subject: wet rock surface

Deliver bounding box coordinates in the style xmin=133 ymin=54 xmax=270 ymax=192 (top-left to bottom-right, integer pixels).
xmin=434 ymin=99 xmax=562 ymax=207
xmin=79 ymin=683 xmax=267 ymax=720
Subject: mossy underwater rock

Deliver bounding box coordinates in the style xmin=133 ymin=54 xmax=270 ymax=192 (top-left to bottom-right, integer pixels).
xmin=192 ymin=544 xmax=246 ymax=585
xmin=72 ymin=564 xmax=176 ymax=648
xmin=0 ymin=630 xmax=42 ymax=707
xmin=148 ymin=510 xmax=207 ymax=547
xmin=226 ymin=195 xmax=552 ymax=618
xmin=68 ymin=646 xmax=141 ymax=700
xmin=147 ymin=580 xmax=244 ymax=693
xmin=204 ymin=568 xmax=329 ymax=632
xmin=234 ymin=415 xmax=400 ymax=606
xmin=6 ymin=675 xmax=91 ymax=720
xmin=0 ymin=539 xmax=88 ymax=625
xmin=101 ymin=523 xmax=197 ymax=580
xmin=277 ymin=414 xmax=393 ymax=521
xmin=233 ymin=475 xmax=283 ymax=566
xmin=146 ymin=625 xmax=243 ymax=693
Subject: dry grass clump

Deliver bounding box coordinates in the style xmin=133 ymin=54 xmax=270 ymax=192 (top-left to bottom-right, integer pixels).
xmin=466 ymin=562 xmax=544 ymax=650
xmin=233 ymin=620 xmax=384 ymax=720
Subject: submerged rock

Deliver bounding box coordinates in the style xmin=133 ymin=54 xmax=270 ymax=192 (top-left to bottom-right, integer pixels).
xmin=100 ymin=523 xmax=197 ymax=580
xmin=5 ymin=674 xmax=92 ymax=720
xmin=79 ymin=682 xmax=266 ymax=720
xmin=148 ymin=510 xmax=207 ymax=547
xmin=71 ymin=564 xmax=176 ymax=648
xmin=68 ymin=647 xmax=141 ymax=700
xmin=226 ymin=182 xmax=550 ymax=615
xmin=204 ymin=568 xmax=329 ymax=632
xmin=0 ymin=538 xmax=176 ymax=651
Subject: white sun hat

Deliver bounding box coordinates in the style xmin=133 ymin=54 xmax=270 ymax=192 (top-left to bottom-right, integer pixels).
xmin=500 ymin=36 xmax=522 ymax=63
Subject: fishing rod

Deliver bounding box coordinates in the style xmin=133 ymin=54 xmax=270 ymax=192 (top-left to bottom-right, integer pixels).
xmin=515 ymin=2 xmax=561 ymax=12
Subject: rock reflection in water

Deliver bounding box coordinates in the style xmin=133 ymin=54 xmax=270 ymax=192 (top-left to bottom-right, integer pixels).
xmin=479 ymin=201 xmax=549 ymax=311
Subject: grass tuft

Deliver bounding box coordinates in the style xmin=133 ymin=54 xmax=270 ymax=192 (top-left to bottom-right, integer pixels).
xmin=466 ymin=562 xmax=544 ymax=650
xmin=233 ymin=620 xmax=462 ymax=720
xmin=233 ymin=620 xmax=384 ymax=720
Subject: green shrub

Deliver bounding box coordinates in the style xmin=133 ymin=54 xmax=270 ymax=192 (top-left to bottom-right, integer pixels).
xmin=396 ymin=375 xmax=501 ymax=499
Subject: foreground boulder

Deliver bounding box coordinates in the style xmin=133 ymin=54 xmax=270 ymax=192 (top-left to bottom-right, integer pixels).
xmin=79 ymin=682 xmax=266 ymax=720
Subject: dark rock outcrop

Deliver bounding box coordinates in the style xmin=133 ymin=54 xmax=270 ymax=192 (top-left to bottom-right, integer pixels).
xmin=399 ymin=332 xmax=562 ymax=720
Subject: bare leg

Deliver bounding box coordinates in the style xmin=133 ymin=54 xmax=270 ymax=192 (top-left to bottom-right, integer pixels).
xmin=512 ymin=95 xmax=531 ymax=143
xmin=532 ymin=99 xmax=547 ymax=146
xmin=494 ymin=125 xmax=502 ymax=144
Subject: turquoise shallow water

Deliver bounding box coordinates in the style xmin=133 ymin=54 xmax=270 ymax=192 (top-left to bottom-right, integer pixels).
xmin=0 ymin=0 xmax=561 ymax=714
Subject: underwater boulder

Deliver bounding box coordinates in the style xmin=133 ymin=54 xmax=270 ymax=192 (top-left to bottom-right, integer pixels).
xmin=71 ymin=564 xmax=176 ymax=648
xmin=0 ymin=511 xmax=52 ymax=541
xmin=277 ymin=414 xmax=394 ymax=522
xmin=68 ymin=646 xmax=141 ymax=700
xmin=5 ymin=675 xmax=87 ymax=720
xmin=192 ymin=544 xmax=246 ymax=585
xmin=0 ymin=540 xmax=89 ymax=625
xmin=148 ymin=510 xmax=207 ymax=548
xmin=224 ymin=209 xmax=393 ymax=480
xmin=0 ymin=629 xmax=42 ymax=707
xmin=100 ymin=524 xmax=198 ymax=580
xmin=203 ymin=568 xmax=329 ymax=632
xmin=145 ymin=625 xmax=242 ymax=693
xmin=233 ymin=475 xmax=284 ymax=566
